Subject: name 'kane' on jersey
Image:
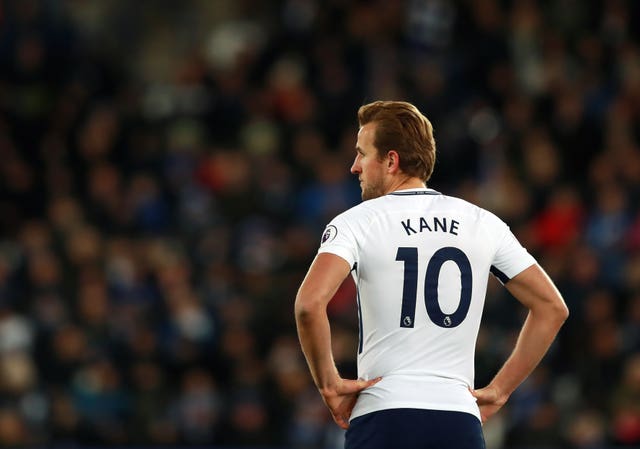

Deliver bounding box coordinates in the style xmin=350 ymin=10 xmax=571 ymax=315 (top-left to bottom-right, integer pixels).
xmin=318 ymin=188 xmax=536 ymax=422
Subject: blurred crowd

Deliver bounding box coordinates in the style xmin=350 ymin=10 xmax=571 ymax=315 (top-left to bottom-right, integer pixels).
xmin=0 ymin=0 xmax=639 ymax=447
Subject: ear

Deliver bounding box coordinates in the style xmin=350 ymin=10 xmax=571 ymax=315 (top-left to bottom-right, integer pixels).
xmin=387 ymin=150 xmax=400 ymax=173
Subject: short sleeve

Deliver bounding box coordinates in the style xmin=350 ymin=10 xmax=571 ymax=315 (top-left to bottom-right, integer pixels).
xmin=489 ymin=221 xmax=537 ymax=284
xmin=317 ymin=213 xmax=359 ymax=269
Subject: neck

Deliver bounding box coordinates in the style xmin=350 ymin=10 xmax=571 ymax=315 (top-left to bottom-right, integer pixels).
xmin=386 ymin=176 xmax=426 ymax=194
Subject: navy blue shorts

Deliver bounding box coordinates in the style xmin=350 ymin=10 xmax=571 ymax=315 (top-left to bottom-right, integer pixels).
xmin=345 ymin=408 xmax=486 ymax=449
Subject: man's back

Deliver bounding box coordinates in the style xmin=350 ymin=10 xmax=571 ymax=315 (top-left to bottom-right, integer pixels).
xmin=318 ymin=188 xmax=536 ymax=420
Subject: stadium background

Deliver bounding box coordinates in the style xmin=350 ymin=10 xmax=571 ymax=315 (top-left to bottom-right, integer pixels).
xmin=0 ymin=0 xmax=639 ymax=447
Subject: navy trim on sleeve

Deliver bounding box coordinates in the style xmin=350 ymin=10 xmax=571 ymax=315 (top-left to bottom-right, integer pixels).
xmin=490 ymin=265 xmax=510 ymax=284
xmin=356 ymin=289 xmax=363 ymax=354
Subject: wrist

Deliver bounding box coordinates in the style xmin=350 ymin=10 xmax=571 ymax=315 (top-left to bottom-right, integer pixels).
xmin=316 ymin=370 xmax=341 ymax=396
xmin=318 ymin=384 xmax=336 ymax=397
xmin=489 ymin=383 xmax=511 ymax=405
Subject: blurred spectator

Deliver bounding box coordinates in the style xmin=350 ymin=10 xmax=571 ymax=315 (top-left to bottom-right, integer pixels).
xmin=170 ymin=367 xmax=222 ymax=444
xmin=610 ymin=353 xmax=640 ymax=446
xmin=0 ymin=1 xmax=638 ymax=448
xmin=531 ymin=185 xmax=584 ymax=251
xmin=585 ymin=182 xmax=632 ymax=285
xmin=564 ymin=409 xmax=609 ymax=448
xmin=128 ymin=360 xmax=176 ymax=444
xmin=70 ymin=357 xmax=130 ymax=444
xmin=622 ymin=293 xmax=640 ymax=354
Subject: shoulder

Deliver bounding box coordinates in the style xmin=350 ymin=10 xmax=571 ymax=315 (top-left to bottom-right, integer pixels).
xmin=330 ymin=198 xmax=384 ymax=224
xmin=438 ymin=194 xmax=506 ymax=223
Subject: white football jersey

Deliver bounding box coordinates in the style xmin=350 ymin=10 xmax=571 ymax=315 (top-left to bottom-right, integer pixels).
xmin=317 ymin=188 xmax=536 ymax=421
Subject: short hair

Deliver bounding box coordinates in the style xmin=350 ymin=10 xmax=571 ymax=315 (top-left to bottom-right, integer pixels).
xmin=358 ymin=101 xmax=436 ymax=182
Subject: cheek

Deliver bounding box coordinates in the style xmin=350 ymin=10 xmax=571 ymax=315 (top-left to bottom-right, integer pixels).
xmin=365 ymin=161 xmax=382 ymax=177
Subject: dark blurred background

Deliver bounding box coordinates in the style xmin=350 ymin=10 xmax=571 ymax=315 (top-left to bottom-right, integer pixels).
xmin=0 ymin=0 xmax=639 ymax=447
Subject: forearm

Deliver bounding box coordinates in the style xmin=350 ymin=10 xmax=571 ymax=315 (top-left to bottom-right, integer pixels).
xmin=490 ymin=307 xmax=565 ymax=399
xmin=295 ymin=303 xmax=340 ymax=391
xmin=295 ymin=253 xmax=352 ymax=392
xmin=487 ymin=264 xmax=569 ymax=401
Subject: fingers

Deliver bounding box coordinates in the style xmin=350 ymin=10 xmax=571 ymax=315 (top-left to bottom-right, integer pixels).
xmin=470 ymin=386 xmax=506 ymax=424
xmin=328 ymin=398 xmax=355 ymax=430
xmin=341 ymin=377 xmax=382 ymax=394
xmin=325 ymin=377 xmax=383 ymax=429
xmin=333 ymin=414 xmax=350 ymax=430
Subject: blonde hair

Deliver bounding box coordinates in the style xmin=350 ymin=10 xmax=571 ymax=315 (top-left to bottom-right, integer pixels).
xmin=358 ymin=101 xmax=436 ymax=182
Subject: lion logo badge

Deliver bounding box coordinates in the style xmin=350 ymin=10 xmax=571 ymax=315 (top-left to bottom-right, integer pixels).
xmin=321 ymin=225 xmax=338 ymax=245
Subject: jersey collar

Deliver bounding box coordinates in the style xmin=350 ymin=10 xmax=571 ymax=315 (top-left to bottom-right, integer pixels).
xmin=388 ymin=187 xmax=441 ymax=196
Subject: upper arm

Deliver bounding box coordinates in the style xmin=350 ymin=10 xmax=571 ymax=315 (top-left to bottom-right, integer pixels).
xmin=295 ymin=253 xmax=352 ymax=315
xmin=504 ymin=264 xmax=569 ymax=319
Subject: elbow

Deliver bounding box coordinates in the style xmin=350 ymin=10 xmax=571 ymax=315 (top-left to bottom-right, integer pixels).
xmin=532 ymin=294 xmax=569 ymax=329
xmin=294 ymin=300 xmax=310 ymax=324
xmin=552 ymin=297 xmax=569 ymax=328
xmin=559 ymin=301 xmax=570 ymax=323
xmin=294 ymin=293 xmax=323 ymax=325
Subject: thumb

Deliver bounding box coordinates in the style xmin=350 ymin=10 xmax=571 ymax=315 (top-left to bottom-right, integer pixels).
xmin=342 ymin=377 xmax=382 ymax=394
xmin=362 ymin=376 xmax=383 ymax=389
xmin=470 ymin=386 xmax=497 ymax=404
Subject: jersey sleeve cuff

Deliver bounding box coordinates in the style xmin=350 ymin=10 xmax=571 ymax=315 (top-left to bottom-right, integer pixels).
xmin=491 ymin=256 xmax=536 ymax=284
xmin=317 ymin=245 xmax=356 ymax=269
